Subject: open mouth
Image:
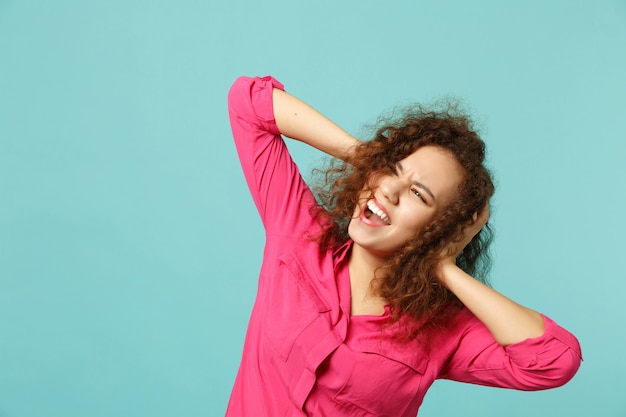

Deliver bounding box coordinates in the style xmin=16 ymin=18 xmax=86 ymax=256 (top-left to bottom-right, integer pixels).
xmin=365 ymin=200 xmax=391 ymax=225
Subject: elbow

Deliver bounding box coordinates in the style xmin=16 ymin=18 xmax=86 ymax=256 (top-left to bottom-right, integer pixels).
xmin=516 ymin=347 xmax=583 ymax=391
xmin=548 ymin=348 xmax=583 ymax=389
xmin=227 ymin=76 xmax=252 ymax=109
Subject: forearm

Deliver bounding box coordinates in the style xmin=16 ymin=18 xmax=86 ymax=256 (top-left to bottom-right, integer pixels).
xmin=272 ymin=88 xmax=361 ymax=161
xmin=441 ymin=263 xmax=545 ymax=346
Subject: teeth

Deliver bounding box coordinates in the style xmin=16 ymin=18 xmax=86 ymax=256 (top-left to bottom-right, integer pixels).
xmin=367 ymin=200 xmax=390 ymax=224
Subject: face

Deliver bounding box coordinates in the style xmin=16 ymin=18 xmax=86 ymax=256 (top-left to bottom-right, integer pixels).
xmin=348 ymin=145 xmax=464 ymax=259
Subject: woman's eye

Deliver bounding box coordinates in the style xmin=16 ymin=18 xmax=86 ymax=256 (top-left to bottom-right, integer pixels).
xmin=412 ymin=188 xmax=426 ymax=202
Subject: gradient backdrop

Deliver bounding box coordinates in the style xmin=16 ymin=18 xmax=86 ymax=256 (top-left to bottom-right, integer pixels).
xmin=1 ymin=1 xmax=625 ymax=416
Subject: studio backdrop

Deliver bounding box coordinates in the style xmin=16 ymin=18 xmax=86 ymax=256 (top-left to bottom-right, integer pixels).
xmin=1 ymin=1 xmax=625 ymax=416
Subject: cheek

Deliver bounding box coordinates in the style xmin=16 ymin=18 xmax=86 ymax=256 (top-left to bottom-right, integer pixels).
xmin=401 ymin=211 xmax=434 ymax=235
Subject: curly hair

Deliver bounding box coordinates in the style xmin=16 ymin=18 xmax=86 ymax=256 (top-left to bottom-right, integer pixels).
xmin=312 ymin=100 xmax=495 ymax=340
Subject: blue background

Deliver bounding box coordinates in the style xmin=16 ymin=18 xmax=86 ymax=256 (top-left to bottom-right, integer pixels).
xmin=1 ymin=1 xmax=625 ymax=416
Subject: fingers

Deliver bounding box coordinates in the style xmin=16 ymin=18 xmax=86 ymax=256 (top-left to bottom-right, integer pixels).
xmin=448 ymin=202 xmax=491 ymax=262
xmin=466 ymin=203 xmax=490 ymax=243
xmin=473 ymin=202 xmax=490 ymax=226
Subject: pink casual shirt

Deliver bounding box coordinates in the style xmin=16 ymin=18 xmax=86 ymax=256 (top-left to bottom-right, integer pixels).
xmin=226 ymin=76 xmax=582 ymax=417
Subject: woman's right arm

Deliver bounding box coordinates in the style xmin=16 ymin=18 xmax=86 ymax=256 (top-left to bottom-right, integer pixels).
xmin=229 ymin=75 xmax=354 ymax=234
xmin=272 ymin=88 xmax=361 ymax=161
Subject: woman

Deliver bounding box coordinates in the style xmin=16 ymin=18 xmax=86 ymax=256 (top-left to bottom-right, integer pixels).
xmin=225 ymin=75 xmax=581 ymax=417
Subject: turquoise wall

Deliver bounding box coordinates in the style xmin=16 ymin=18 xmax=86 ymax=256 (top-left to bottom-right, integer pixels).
xmin=1 ymin=1 xmax=625 ymax=416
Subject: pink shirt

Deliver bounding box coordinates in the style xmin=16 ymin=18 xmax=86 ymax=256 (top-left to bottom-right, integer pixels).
xmin=226 ymin=76 xmax=582 ymax=417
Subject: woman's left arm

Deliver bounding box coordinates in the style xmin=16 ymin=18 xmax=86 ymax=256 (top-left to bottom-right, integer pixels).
xmin=439 ymin=206 xmax=545 ymax=346
xmin=438 ymin=205 xmax=582 ymax=389
xmin=440 ymin=262 xmax=545 ymax=346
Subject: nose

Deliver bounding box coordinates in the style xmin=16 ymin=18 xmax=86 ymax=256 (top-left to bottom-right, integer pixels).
xmin=379 ymin=175 xmax=402 ymax=205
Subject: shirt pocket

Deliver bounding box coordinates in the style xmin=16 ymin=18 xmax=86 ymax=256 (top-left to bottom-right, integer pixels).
xmin=262 ymin=251 xmax=331 ymax=361
xmin=332 ymin=347 xmax=428 ymax=417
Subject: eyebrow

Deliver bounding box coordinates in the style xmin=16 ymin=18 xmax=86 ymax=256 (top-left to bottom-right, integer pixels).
xmin=396 ymin=162 xmax=436 ymax=202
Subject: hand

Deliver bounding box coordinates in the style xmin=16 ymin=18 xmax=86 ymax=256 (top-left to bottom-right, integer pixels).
xmin=442 ymin=202 xmax=490 ymax=266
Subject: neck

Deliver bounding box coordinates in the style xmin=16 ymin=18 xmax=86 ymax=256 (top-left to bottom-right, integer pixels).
xmin=348 ymin=244 xmax=388 ymax=297
xmin=348 ymin=244 xmax=390 ymax=315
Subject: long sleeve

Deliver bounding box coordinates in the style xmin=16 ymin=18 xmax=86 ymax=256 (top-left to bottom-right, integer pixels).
xmin=439 ymin=308 xmax=582 ymax=390
xmin=227 ymin=76 xmax=319 ymax=236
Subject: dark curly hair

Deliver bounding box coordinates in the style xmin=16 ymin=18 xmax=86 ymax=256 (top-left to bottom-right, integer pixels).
xmin=312 ymin=100 xmax=495 ymax=340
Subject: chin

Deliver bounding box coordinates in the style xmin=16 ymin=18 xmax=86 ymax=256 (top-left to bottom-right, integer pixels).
xmin=346 ymin=218 xmax=356 ymax=239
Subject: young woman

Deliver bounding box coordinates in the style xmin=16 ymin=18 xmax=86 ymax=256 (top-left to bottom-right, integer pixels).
xmin=225 ymin=75 xmax=581 ymax=417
